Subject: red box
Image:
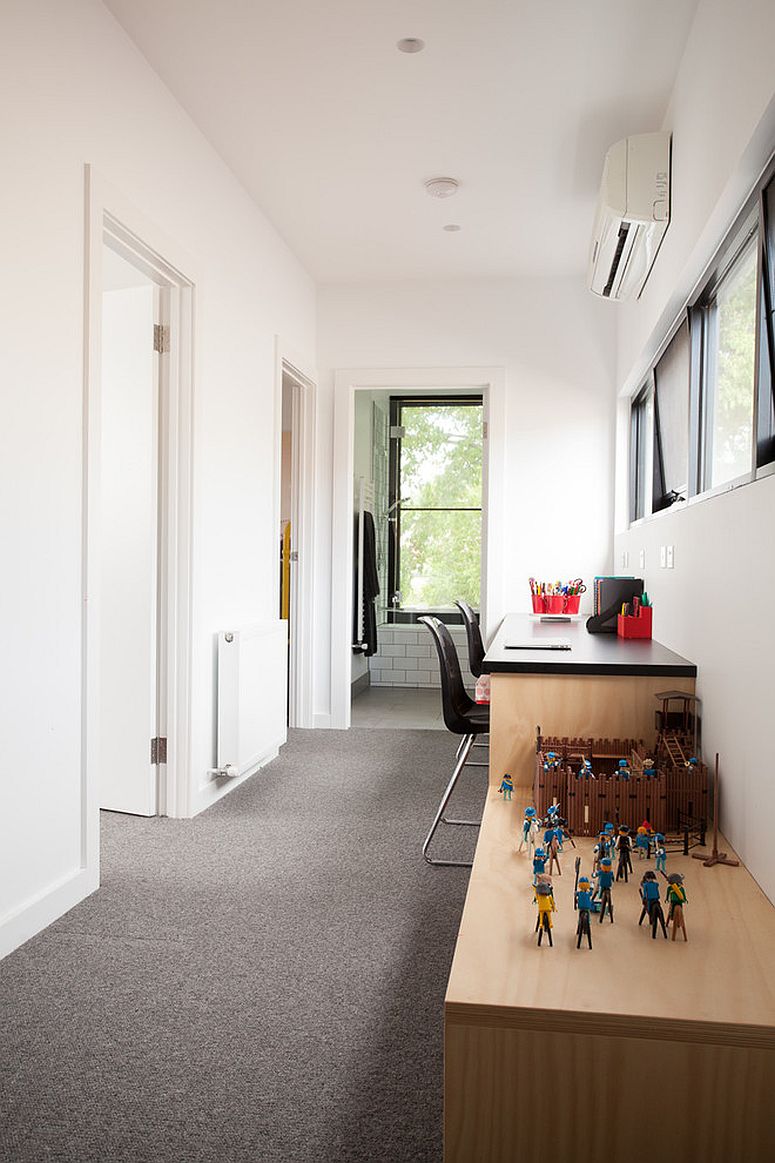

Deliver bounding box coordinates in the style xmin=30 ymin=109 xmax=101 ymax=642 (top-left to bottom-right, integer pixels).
xmin=531 ymin=595 xmax=545 ymax=614
xmin=546 ymin=595 xmax=565 ymax=614
xmin=617 ymin=606 xmax=653 ymax=639
xmin=564 ymin=594 xmax=581 ymax=615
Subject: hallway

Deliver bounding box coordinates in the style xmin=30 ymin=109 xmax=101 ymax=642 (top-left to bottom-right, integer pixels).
xmin=0 ymin=729 xmax=483 ymax=1162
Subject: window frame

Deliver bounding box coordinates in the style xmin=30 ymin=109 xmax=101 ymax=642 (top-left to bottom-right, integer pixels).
xmin=627 ymin=152 xmax=775 ymax=527
xmin=387 ymin=394 xmax=483 ymax=613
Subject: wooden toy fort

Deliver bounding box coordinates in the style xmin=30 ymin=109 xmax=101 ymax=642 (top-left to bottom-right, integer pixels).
xmin=534 ymin=691 xmax=708 ymax=838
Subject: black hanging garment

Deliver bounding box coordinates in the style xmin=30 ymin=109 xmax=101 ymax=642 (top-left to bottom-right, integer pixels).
xmin=353 ymin=511 xmax=380 ymax=656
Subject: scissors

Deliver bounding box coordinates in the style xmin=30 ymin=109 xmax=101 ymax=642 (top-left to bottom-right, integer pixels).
xmin=569 ymin=578 xmax=587 ymax=594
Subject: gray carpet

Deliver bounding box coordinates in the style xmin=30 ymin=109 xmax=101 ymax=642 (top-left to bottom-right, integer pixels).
xmin=0 ymin=729 xmax=484 ymax=1162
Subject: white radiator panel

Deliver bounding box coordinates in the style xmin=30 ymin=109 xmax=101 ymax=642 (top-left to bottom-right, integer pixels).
xmin=216 ymin=622 xmax=288 ymax=777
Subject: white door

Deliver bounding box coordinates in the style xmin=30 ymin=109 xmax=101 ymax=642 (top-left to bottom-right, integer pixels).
xmin=99 ymin=253 xmax=162 ymax=815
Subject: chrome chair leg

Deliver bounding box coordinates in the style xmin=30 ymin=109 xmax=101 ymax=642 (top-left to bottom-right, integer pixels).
xmin=442 ymin=733 xmax=484 ymax=825
xmin=423 ymin=735 xmax=478 ymax=867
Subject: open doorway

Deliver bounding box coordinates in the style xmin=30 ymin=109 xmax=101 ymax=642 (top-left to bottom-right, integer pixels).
xmin=85 ymin=194 xmax=194 ymax=824
xmin=350 ymin=390 xmax=484 ymax=729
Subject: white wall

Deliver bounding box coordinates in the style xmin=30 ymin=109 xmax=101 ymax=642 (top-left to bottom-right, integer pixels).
xmin=315 ymin=277 xmax=618 ymax=723
xmin=614 ymin=0 xmax=775 ymax=899
xmin=0 ymin=0 xmax=315 ymax=956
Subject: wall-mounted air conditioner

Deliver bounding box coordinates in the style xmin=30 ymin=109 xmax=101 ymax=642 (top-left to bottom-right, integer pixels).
xmin=587 ymin=131 xmax=671 ymax=301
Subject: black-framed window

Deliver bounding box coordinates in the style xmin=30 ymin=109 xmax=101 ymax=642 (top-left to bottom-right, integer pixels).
xmin=758 ymin=174 xmax=775 ymax=468
xmin=629 ymin=384 xmax=651 ymax=521
xmin=629 ymin=154 xmax=775 ymax=524
xmin=387 ymin=396 xmax=483 ymax=611
xmin=652 ymin=318 xmax=690 ymax=511
xmin=695 ymin=224 xmax=758 ymax=492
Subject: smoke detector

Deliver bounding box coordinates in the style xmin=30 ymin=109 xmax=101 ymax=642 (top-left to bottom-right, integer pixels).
xmin=425 ymin=177 xmax=459 ymax=199
xmin=397 ymin=38 xmax=425 ymax=54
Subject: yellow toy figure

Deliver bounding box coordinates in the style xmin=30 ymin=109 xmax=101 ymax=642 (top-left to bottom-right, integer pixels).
xmin=666 ymin=872 xmax=688 ymax=941
xmin=534 ymin=875 xmax=556 ymax=947
xmin=498 ymin=773 xmax=514 ymax=800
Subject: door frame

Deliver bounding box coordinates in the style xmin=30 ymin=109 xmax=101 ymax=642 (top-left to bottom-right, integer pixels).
xmin=330 ymin=366 xmax=506 ymax=730
xmin=84 ymin=166 xmax=195 ymax=853
xmin=274 ymin=341 xmax=316 ymax=728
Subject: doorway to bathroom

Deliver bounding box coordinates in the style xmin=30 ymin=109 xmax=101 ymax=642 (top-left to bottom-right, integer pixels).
xmin=350 ymin=390 xmax=483 ymax=729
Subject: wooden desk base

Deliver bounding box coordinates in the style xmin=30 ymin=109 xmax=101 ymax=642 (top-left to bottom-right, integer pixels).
xmin=444 ymin=788 xmax=775 ymax=1163
xmin=489 ymin=673 xmax=696 ymax=787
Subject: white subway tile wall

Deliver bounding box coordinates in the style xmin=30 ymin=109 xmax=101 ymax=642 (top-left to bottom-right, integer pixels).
xmin=368 ymin=623 xmax=475 ymax=691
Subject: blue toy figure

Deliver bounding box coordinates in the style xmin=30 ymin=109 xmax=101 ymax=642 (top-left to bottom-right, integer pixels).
xmin=635 ymin=824 xmax=651 ymax=861
xmin=518 ymin=806 xmax=537 ymax=853
xmin=498 ymin=773 xmax=513 ymax=800
xmin=574 ymin=859 xmax=593 ymax=949
xmin=595 ymin=857 xmax=615 ymax=923
xmin=532 ymin=846 xmax=547 ymax=883
xmin=655 ymin=833 xmax=667 ymax=874
xmin=617 ymin=758 xmax=631 ymax=781
xmin=578 ymin=757 xmax=594 ymax=780
xmin=643 ymin=756 xmax=657 ymax=778
xmin=638 ymin=870 xmax=667 ymax=938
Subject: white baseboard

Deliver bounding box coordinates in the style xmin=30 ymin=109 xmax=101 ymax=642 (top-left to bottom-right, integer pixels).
xmin=0 ymin=867 xmax=99 ymax=961
xmin=192 ymin=743 xmax=282 ymax=816
xmin=313 ymin=712 xmax=332 ymax=729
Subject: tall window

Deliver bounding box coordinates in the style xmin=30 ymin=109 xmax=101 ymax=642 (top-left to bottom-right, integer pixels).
xmin=700 ymin=235 xmax=758 ymax=490
xmin=652 ymin=319 xmax=690 ymax=509
xmin=628 ymin=157 xmax=775 ymax=524
xmin=388 ymin=397 xmax=482 ymax=610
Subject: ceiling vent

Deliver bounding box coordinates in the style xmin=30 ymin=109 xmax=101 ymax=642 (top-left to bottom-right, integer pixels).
xmin=587 ymin=132 xmax=671 ymax=301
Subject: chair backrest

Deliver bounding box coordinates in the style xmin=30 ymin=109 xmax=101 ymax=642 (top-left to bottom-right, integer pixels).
xmin=454 ymin=599 xmax=485 ymax=678
xmin=418 ymin=616 xmax=477 ymax=735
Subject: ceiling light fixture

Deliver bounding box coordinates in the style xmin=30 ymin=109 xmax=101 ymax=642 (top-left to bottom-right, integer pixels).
xmin=397 ymin=37 xmax=425 ymax=54
xmin=425 ymin=177 xmax=459 ymax=199
xmin=443 ymin=224 xmax=461 ymax=232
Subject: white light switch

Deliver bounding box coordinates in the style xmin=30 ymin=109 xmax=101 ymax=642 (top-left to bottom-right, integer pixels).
xmin=639 ymin=549 xmax=646 ymax=569
xmin=622 ymin=550 xmax=629 ymax=568
xmin=660 ymin=546 xmax=666 ymax=568
xmin=666 ymin=545 xmax=674 ymax=569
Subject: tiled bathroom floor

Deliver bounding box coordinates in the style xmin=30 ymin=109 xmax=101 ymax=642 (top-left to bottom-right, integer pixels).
xmin=350 ymin=686 xmax=445 ymax=729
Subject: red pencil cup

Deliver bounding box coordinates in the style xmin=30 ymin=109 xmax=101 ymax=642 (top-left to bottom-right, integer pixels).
xmin=546 ymin=595 xmax=565 ymax=614
xmin=531 ymin=595 xmax=545 ymax=614
xmin=564 ymin=594 xmax=580 ymax=615
xmin=617 ymin=606 xmax=653 ymax=639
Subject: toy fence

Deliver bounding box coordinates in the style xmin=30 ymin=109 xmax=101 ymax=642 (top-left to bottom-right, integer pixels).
xmin=534 ymin=735 xmax=707 ymax=837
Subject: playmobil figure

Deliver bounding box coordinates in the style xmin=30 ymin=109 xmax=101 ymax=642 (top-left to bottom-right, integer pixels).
xmin=666 ymin=873 xmax=688 ymax=941
xmin=532 ymin=847 xmax=547 ymax=883
xmin=636 ymin=824 xmax=651 ymax=861
xmin=616 ymin=826 xmax=633 ymax=883
xmin=546 ymin=802 xmax=561 ymax=825
xmin=617 ymin=758 xmax=631 ymax=781
xmin=638 ymin=871 xmax=667 ymax=939
xmin=595 ymin=857 xmax=615 ymax=923
xmin=518 ymin=806 xmax=538 ymax=853
xmin=498 ymin=773 xmax=513 ymax=800
xmin=544 ymin=752 xmax=562 ymax=773
xmin=654 ymin=834 xmax=667 ymax=874
xmin=643 ymin=757 xmax=657 ymax=778
xmin=534 ymin=879 xmax=556 ymax=946
xmin=547 ymin=831 xmax=562 ymax=877
xmin=578 ymin=757 xmax=594 ymax=780
xmin=574 ymin=862 xmax=593 ymax=950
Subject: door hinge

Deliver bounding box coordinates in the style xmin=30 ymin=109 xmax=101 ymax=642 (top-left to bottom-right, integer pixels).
xmin=153 ymin=324 xmax=170 ymax=354
xmin=151 ymin=736 xmax=168 ymax=764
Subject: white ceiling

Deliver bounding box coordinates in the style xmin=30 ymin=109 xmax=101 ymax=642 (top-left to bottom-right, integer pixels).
xmin=104 ymin=0 xmax=699 ymax=283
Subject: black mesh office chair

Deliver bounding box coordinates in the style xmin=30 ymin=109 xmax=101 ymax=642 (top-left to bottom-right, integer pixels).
xmin=418 ymin=616 xmax=490 ymax=867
